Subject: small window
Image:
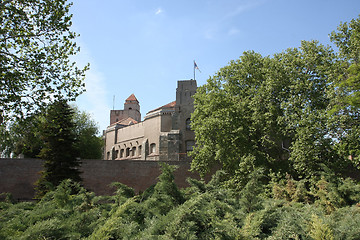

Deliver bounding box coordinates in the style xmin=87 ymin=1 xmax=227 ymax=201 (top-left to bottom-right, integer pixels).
xmin=106 ymin=152 xmax=110 ymax=160
xmin=132 ymin=146 xmax=136 ymax=156
xmin=126 ymin=147 xmax=130 ymax=157
xmin=150 ymin=143 xmax=156 ymax=154
xmin=120 ymin=149 xmax=124 ymax=158
xmin=186 ymin=118 xmax=191 ymax=130
xmin=115 ymin=150 xmax=119 ymax=159
xmin=138 ymin=145 xmax=142 ymax=156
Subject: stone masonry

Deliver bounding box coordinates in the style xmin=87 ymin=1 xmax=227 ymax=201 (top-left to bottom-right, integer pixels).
xmin=103 ymin=80 xmax=197 ymax=161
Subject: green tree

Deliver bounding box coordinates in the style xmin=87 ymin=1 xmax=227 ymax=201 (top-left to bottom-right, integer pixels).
xmin=329 ymin=15 xmax=360 ymax=169
xmin=7 ymin=105 xmax=103 ymax=159
xmin=190 ymin=40 xmax=353 ymax=186
xmin=36 ymin=100 xmax=81 ymax=197
xmin=330 ymin=15 xmax=360 ymax=109
xmin=72 ymin=106 xmax=103 ymax=159
xmin=0 ymin=0 xmax=88 ymax=124
xmin=12 ymin=115 xmax=43 ymax=158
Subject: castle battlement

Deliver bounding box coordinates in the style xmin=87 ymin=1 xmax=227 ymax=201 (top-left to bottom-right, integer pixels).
xmin=104 ymin=80 xmax=197 ymax=161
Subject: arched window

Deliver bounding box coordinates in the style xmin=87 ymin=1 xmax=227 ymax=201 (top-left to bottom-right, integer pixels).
xmin=186 ymin=118 xmax=191 ymax=130
xmin=138 ymin=145 xmax=142 ymax=156
xmin=150 ymin=143 xmax=156 ymax=154
xmin=132 ymin=146 xmax=136 ymax=156
xmin=120 ymin=149 xmax=124 ymax=158
xmin=126 ymin=147 xmax=130 ymax=157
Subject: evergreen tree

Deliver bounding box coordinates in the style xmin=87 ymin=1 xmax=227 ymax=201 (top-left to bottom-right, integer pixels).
xmin=7 ymin=105 xmax=103 ymax=159
xmin=36 ymin=100 xmax=81 ymax=197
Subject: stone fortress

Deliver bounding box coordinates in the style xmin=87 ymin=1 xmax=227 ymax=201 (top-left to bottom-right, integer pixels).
xmin=103 ymin=79 xmax=197 ymax=161
xmin=0 ymin=79 xmax=217 ymax=200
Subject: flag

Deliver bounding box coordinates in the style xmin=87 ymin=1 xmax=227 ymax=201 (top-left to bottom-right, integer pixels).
xmin=194 ymin=61 xmax=201 ymax=72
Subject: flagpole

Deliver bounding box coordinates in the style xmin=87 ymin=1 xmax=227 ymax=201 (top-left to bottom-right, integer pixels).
xmin=113 ymin=95 xmax=115 ymax=110
xmin=193 ymin=60 xmax=196 ymax=80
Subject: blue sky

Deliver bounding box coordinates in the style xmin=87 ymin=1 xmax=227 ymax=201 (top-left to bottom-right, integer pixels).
xmin=70 ymin=0 xmax=360 ymax=132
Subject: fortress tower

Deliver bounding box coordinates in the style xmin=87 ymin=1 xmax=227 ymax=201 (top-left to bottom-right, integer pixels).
xmin=104 ymin=80 xmax=197 ymax=161
xmin=110 ymin=94 xmax=141 ymax=125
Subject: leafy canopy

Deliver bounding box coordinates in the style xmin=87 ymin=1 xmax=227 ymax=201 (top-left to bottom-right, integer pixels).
xmin=2 ymin=105 xmax=103 ymax=159
xmin=0 ymin=0 xmax=88 ymax=123
xmin=190 ymin=15 xmax=360 ymax=186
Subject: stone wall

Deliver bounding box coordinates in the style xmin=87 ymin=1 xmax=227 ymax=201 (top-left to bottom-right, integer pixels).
xmin=0 ymin=158 xmax=43 ymax=200
xmin=0 ymin=158 xmax=213 ymax=200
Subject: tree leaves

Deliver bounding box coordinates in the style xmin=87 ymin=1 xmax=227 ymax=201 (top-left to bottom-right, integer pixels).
xmin=191 ymin=37 xmax=359 ymax=186
xmin=0 ymin=0 xmax=88 ymax=123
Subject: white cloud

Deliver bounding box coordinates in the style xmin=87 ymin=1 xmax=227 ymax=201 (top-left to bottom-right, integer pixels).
xmin=72 ymin=41 xmax=110 ymax=132
xmin=155 ymin=8 xmax=163 ymax=15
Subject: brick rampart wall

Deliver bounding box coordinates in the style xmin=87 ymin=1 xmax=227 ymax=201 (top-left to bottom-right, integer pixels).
xmin=0 ymin=158 xmax=213 ymax=200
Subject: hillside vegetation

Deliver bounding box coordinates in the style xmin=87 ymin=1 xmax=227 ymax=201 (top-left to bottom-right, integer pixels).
xmin=1 ymin=164 xmax=360 ymax=239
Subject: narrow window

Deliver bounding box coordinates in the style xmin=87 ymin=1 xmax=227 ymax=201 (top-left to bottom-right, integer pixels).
xmin=120 ymin=149 xmax=124 ymax=158
xmin=132 ymin=146 xmax=136 ymax=156
xmin=126 ymin=147 xmax=130 ymax=157
xmin=138 ymin=145 xmax=142 ymax=156
xmin=150 ymin=143 xmax=156 ymax=154
xmin=186 ymin=118 xmax=191 ymax=130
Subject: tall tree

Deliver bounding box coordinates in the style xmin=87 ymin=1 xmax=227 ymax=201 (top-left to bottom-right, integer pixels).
xmin=36 ymin=100 xmax=81 ymax=197
xmin=0 ymin=0 xmax=88 ymax=124
xmin=330 ymin=15 xmax=360 ymax=109
xmin=190 ymin=40 xmax=354 ymax=186
xmin=329 ymin=15 xmax=360 ymax=169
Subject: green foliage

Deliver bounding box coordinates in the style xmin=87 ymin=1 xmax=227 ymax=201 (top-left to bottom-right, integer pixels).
xmin=330 ymin=15 xmax=360 ymax=109
xmin=191 ymin=16 xmax=360 ymax=188
xmin=238 ymin=168 xmax=265 ymax=213
xmin=309 ymin=214 xmax=334 ymax=240
xmin=36 ymin=100 xmax=81 ymax=197
xmin=10 ymin=115 xmax=43 ymax=158
xmin=1 ymin=167 xmax=360 ymax=239
xmin=0 ymin=0 xmax=88 ymax=124
xmin=4 ymin=104 xmax=103 ymax=159
xmin=329 ymin=206 xmax=360 ymax=239
xmin=191 ymin=42 xmax=336 ymax=182
xmin=72 ymin=105 xmax=103 ymax=159
xmin=1 ymin=180 xmax=108 ymax=239
xmin=110 ymin=182 xmax=135 ymax=206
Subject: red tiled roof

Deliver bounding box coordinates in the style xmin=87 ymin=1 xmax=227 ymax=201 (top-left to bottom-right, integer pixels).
xmin=111 ymin=117 xmax=138 ymax=126
xmin=125 ymin=94 xmax=138 ymax=102
xmin=148 ymin=101 xmax=176 ymax=113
